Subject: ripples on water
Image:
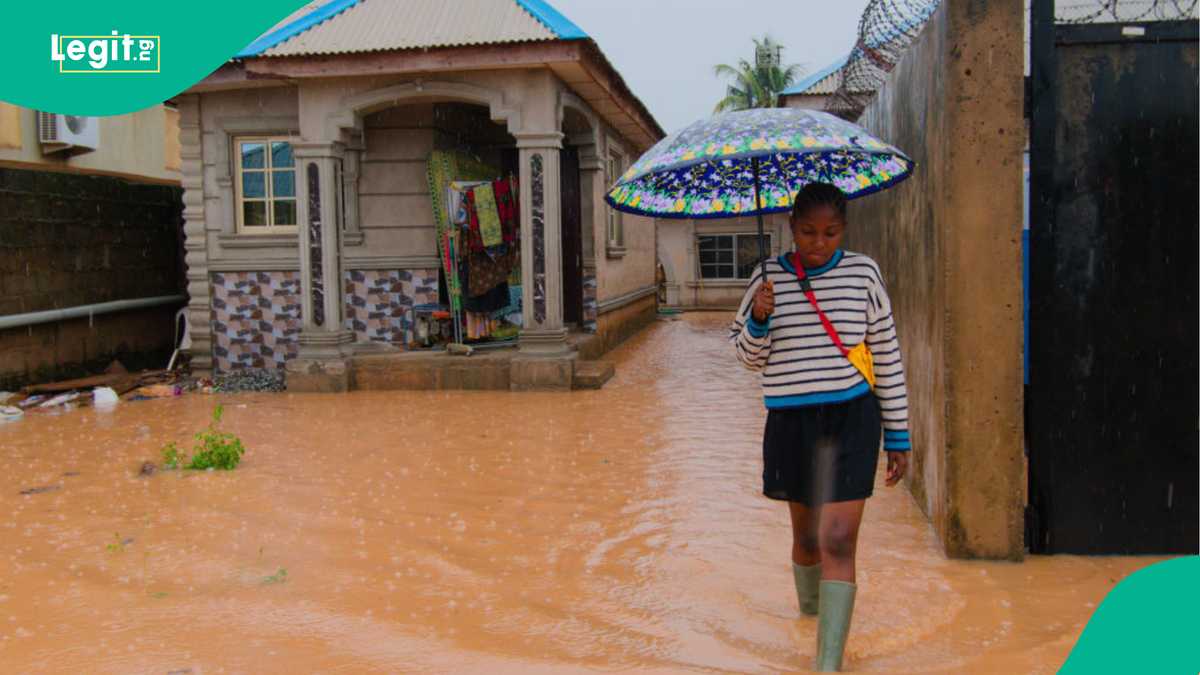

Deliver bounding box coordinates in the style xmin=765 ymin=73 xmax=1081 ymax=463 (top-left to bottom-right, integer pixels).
xmin=0 ymin=314 xmax=1158 ymax=673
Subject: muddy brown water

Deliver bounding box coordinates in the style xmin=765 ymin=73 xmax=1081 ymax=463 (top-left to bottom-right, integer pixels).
xmin=0 ymin=314 xmax=1160 ymax=673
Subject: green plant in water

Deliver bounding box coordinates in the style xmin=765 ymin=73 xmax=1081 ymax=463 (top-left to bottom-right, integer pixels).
xmin=160 ymin=405 xmax=246 ymax=471
xmin=106 ymin=532 xmax=125 ymax=553
xmin=162 ymin=442 xmax=184 ymax=470
xmin=262 ymin=567 xmax=288 ymax=585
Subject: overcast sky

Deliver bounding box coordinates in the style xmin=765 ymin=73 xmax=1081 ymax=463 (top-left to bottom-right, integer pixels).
xmin=553 ymin=0 xmax=871 ymax=133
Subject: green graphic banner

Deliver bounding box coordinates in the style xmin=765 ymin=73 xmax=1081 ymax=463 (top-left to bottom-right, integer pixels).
xmin=2 ymin=1 xmax=310 ymax=115
xmin=1061 ymin=556 xmax=1199 ymax=674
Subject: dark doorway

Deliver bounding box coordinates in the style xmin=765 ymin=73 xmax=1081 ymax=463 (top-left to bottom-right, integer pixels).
xmin=560 ymin=147 xmax=583 ymax=325
xmin=1028 ymin=13 xmax=1199 ymax=554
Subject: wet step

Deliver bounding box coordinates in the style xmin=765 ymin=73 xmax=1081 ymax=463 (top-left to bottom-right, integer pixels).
xmin=574 ymin=361 xmax=615 ymax=390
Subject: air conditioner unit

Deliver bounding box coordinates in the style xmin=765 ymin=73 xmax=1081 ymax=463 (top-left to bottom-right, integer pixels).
xmin=37 ymin=112 xmax=100 ymax=154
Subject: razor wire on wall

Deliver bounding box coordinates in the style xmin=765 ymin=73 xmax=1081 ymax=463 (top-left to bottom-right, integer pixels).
xmin=826 ymin=0 xmax=942 ymax=121
xmin=1055 ymin=0 xmax=1197 ymax=23
xmin=826 ymin=0 xmax=1198 ymax=121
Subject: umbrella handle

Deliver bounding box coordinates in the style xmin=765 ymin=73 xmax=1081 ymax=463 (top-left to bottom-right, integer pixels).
xmin=752 ymin=156 xmax=768 ymax=263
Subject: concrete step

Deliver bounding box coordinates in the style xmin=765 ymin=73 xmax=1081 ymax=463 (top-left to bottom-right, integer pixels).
xmin=573 ymin=360 xmax=615 ymax=390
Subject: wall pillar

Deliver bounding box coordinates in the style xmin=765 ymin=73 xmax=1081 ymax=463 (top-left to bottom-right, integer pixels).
xmin=177 ymin=94 xmax=214 ymax=374
xmin=515 ymin=132 xmax=569 ymax=353
xmin=511 ymin=131 xmax=574 ymax=390
xmin=577 ymin=140 xmax=603 ymax=330
xmin=285 ymin=142 xmax=356 ymax=392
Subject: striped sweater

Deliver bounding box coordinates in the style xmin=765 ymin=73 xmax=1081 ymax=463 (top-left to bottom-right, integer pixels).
xmin=730 ymin=250 xmax=911 ymax=452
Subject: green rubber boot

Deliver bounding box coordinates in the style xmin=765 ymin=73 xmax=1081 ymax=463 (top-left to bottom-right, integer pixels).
xmin=816 ymin=580 xmax=857 ymax=672
xmin=792 ymin=563 xmax=821 ymax=616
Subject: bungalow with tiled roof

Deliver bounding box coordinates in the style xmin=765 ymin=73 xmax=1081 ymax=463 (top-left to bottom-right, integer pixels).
xmin=178 ymin=0 xmax=665 ymax=391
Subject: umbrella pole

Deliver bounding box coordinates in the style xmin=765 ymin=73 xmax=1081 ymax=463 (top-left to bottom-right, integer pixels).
xmin=752 ymin=156 xmax=767 ymax=263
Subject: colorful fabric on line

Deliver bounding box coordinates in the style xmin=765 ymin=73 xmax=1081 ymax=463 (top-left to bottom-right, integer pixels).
xmin=493 ymin=177 xmax=519 ymax=244
xmin=472 ymin=184 xmax=503 ymax=249
xmin=426 ymin=152 xmax=499 ymax=240
xmin=466 ymin=245 xmax=517 ymax=297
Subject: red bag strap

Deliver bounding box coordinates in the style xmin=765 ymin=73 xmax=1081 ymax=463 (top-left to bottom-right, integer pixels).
xmin=792 ymin=252 xmax=849 ymax=357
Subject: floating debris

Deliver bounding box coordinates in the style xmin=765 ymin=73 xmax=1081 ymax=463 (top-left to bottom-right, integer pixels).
xmin=138 ymin=461 xmax=158 ymax=477
xmin=19 ymin=484 xmax=61 ymax=496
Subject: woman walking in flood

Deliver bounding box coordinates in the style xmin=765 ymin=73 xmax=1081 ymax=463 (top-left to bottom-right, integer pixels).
xmin=730 ymin=182 xmax=910 ymax=672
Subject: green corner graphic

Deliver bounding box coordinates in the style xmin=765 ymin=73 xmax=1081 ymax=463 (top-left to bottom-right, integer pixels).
xmin=1060 ymin=556 xmax=1200 ymax=674
xmin=2 ymin=1 xmax=311 ymax=115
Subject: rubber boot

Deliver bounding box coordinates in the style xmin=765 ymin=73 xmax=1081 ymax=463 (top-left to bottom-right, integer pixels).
xmin=792 ymin=563 xmax=821 ymax=616
xmin=815 ymin=580 xmax=856 ymax=672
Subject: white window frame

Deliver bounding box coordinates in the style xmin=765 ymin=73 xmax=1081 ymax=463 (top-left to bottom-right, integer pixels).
xmin=697 ymin=233 xmax=772 ymax=280
xmin=605 ymin=141 xmax=626 ymax=256
xmin=234 ymin=136 xmax=298 ymax=234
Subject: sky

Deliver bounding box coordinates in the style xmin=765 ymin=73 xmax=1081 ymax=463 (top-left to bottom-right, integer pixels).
xmin=552 ymin=0 xmax=872 ymax=134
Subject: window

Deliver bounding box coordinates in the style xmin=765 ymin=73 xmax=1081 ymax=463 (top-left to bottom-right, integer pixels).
xmin=698 ymin=234 xmax=771 ymax=280
xmin=235 ymin=137 xmax=296 ymax=232
xmin=605 ymin=146 xmax=625 ymax=251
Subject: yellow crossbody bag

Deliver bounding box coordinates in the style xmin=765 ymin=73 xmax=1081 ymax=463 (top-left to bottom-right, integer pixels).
xmin=792 ymin=253 xmax=876 ymax=389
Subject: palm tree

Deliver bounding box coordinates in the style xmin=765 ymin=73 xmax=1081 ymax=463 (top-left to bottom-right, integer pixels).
xmin=713 ymin=35 xmax=804 ymax=112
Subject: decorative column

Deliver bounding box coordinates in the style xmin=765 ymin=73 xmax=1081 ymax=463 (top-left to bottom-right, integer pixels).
xmin=510 ymin=131 xmax=574 ymax=390
xmin=576 ymin=141 xmax=603 ymax=332
xmin=285 ymin=142 xmax=356 ymax=392
xmin=515 ymin=132 xmax=569 ymax=354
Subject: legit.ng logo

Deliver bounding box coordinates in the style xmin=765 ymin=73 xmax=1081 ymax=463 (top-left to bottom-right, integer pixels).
xmin=50 ymin=31 xmax=160 ymax=73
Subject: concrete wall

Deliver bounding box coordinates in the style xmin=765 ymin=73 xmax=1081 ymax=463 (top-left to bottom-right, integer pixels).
xmin=0 ymin=102 xmax=181 ymax=184
xmin=657 ymin=213 xmax=790 ymax=309
xmin=844 ymin=0 xmax=1024 ymax=559
xmin=781 ymin=93 xmax=832 ymax=111
xmin=0 ymin=167 xmax=184 ymax=386
xmin=359 ymin=104 xmax=443 ymax=258
xmin=590 ymin=132 xmax=656 ymax=307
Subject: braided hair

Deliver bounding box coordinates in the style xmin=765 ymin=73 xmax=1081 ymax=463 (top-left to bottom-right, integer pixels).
xmin=790 ymin=182 xmax=847 ymax=222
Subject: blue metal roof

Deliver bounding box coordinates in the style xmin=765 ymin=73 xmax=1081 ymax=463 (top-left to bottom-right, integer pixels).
xmin=515 ymin=0 xmax=589 ymax=39
xmin=780 ymin=54 xmax=850 ymax=96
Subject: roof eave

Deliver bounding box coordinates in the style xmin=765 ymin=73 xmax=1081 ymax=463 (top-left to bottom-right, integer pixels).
xmin=188 ymin=40 xmax=665 ymax=150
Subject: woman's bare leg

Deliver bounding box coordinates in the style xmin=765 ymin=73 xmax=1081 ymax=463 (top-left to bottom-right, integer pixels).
xmin=818 ymin=499 xmax=866 ymax=583
xmin=788 ymin=501 xmax=821 ymax=566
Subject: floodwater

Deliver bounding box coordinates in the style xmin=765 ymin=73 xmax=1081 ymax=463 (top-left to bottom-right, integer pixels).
xmin=0 ymin=314 xmax=1160 ymax=674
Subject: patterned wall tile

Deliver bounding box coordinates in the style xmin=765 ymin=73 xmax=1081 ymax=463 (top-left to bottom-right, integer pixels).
xmin=344 ymin=269 xmax=439 ymax=347
xmin=210 ymin=271 xmax=302 ymax=372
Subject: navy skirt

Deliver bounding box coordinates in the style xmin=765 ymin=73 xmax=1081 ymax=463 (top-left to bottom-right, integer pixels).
xmin=762 ymin=393 xmax=882 ymax=505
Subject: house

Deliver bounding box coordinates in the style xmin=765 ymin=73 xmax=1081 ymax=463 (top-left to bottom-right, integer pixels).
xmin=179 ymin=0 xmax=665 ymax=391
xmin=0 ymin=102 xmax=184 ymax=388
xmin=656 ymin=211 xmax=791 ymax=311
xmin=778 ymin=54 xmax=850 ymax=110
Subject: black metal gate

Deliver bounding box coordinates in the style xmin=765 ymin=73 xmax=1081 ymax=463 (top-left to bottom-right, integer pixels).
xmin=1028 ymin=6 xmax=1199 ymax=554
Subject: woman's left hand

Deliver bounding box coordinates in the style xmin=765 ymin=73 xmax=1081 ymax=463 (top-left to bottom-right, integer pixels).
xmin=886 ymin=452 xmax=909 ymax=487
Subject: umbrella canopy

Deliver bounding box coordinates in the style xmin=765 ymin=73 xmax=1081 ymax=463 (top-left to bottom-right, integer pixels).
xmin=605 ymin=108 xmax=913 ymax=220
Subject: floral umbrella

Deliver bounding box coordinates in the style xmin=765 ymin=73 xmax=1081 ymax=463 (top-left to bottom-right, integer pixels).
xmin=605 ymin=108 xmax=914 ymax=259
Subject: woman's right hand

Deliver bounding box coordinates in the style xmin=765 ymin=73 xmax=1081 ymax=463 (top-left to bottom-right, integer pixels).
xmin=752 ymin=280 xmax=775 ymax=322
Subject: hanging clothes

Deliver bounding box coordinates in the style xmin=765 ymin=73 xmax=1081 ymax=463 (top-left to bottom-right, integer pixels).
xmin=471 ymin=183 xmax=504 ymax=249
xmin=493 ymin=177 xmax=519 ymax=245
xmin=463 ymin=281 xmax=510 ymax=315
xmin=465 ymin=246 xmax=518 ymax=297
